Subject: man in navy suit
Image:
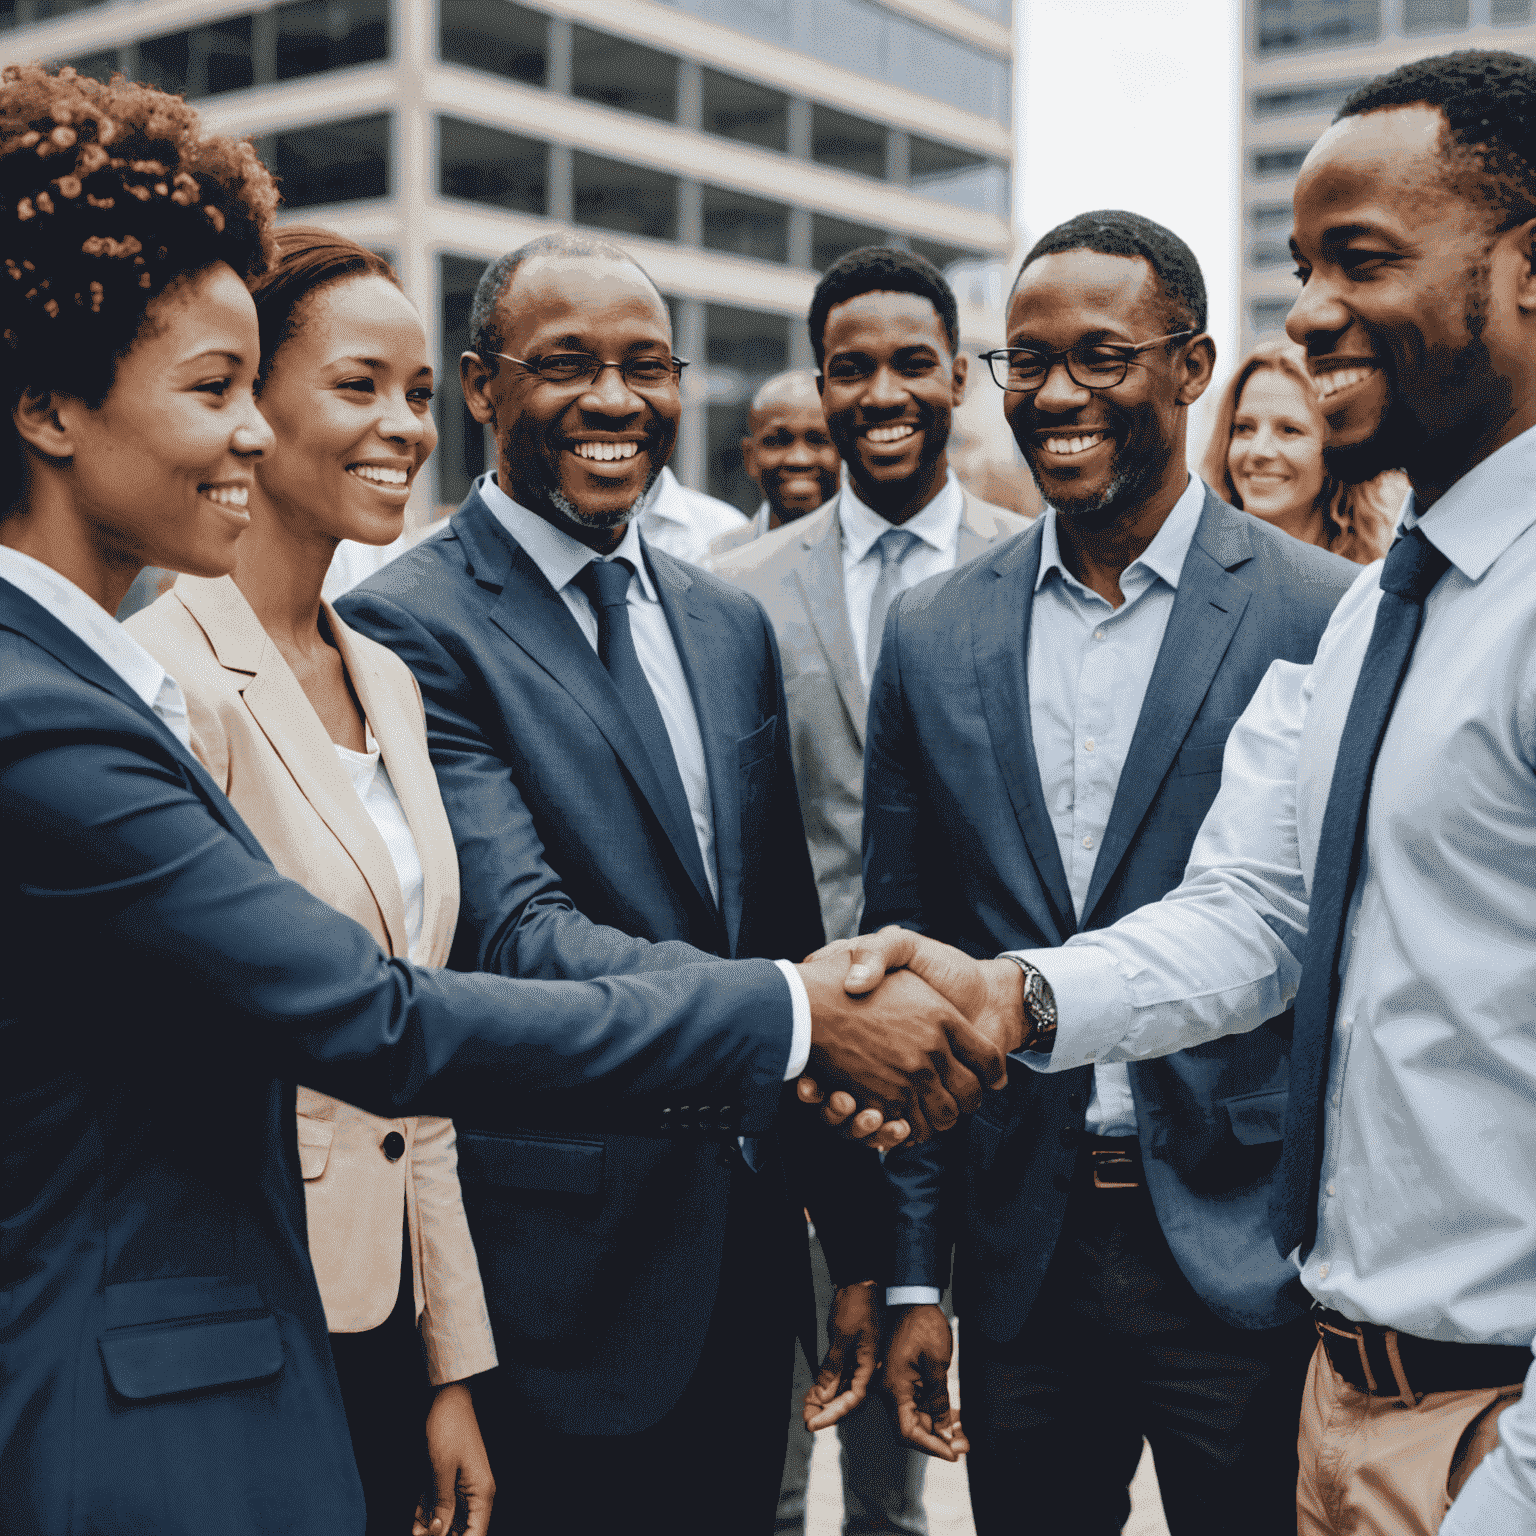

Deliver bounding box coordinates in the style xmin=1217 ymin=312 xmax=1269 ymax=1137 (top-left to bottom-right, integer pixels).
xmin=337 ymin=232 xmax=909 ymax=1534
xmin=865 ymin=213 xmax=1359 ymax=1534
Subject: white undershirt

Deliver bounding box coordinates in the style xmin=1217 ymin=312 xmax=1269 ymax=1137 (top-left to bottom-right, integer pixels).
xmin=333 ymin=728 xmax=425 ymax=962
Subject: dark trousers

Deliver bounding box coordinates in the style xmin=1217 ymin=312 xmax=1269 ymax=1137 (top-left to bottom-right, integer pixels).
xmin=330 ymin=1223 xmax=432 ymax=1536
xmin=964 ymin=1145 xmax=1313 ymax=1536
xmin=478 ymin=1154 xmax=797 ymax=1536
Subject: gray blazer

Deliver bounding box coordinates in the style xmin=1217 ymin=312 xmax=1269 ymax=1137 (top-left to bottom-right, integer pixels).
xmin=708 ymin=489 xmax=1031 ymax=939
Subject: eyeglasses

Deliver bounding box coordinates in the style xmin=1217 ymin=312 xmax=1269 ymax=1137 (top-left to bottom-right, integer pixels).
xmin=488 ymin=352 xmax=689 ymax=389
xmin=978 ymin=330 xmax=1197 ymax=393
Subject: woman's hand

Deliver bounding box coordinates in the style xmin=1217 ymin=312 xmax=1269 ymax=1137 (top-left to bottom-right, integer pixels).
xmin=413 ymin=1381 xmax=495 ymax=1536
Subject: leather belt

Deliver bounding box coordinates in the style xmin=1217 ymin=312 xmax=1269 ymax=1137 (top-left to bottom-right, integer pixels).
xmin=1085 ymin=1135 xmax=1141 ymax=1191
xmin=1313 ymin=1306 xmax=1530 ymax=1402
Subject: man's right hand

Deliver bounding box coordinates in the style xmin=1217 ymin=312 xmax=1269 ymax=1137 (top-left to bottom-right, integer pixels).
xmin=796 ymin=949 xmax=1007 ymax=1140
xmin=884 ymin=1303 xmax=968 ymax=1461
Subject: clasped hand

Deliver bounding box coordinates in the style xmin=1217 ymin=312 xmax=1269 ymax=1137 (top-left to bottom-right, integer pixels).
xmin=796 ymin=927 xmax=1026 ymax=1150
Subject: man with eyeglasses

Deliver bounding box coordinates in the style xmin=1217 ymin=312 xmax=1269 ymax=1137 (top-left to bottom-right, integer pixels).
xmin=337 ymin=232 xmax=948 ymax=1534
xmin=865 ymin=211 xmax=1357 ymax=1536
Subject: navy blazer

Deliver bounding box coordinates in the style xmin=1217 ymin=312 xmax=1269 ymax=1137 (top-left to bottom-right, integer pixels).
xmin=865 ymin=489 xmax=1359 ymax=1337
xmin=338 ymin=487 xmax=883 ymax=1436
xmin=0 ymin=576 xmax=794 ymax=1536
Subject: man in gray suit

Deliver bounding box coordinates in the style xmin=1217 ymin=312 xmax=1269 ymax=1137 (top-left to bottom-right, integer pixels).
xmin=711 ymin=247 xmax=1028 ymax=1536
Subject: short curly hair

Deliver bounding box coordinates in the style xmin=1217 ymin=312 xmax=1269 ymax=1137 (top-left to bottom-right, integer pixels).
xmin=807 ymin=247 xmax=958 ymax=368
xmin=1338 ymin=50 xmax=1536 ymax=231
xmin=0 ymin=63 xmax=278 ymax=492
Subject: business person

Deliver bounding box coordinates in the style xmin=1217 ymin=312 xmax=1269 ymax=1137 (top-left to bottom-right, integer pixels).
xmin=339 ymin=230 xmax=911 ymax=1535
xmin=865 ymin=214 xmax=1355 ymax=1535
xmin=0 ymin=70 xmax=996 ymax=1535
xmin=128 ymin=226 xmax=497 ymax=1536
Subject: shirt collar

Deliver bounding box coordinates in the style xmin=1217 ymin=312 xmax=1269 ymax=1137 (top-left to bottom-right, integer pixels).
xmin=1401 ymin=421 xmax=1536 ymax=582
xmin=0 ymin=544 xmax=187 ymax=732
xmin=1035 ymin=473 xmax=1205 ymax=596
xmin=838 ymin=470 xmax=965 ymax=563
xmin=479 ymin=472 xmax=658 ymax=602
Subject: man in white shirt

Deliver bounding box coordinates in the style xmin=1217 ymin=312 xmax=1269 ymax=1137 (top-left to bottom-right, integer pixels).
xmin=635 ymin=464 xmax=747 ymax=563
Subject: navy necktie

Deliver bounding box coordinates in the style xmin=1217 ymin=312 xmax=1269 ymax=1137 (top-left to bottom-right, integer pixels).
xmin=572 ymin=557 xmax=715 ymax=913
xmin=1271 ymin=527 xmax=1450 ymax=1258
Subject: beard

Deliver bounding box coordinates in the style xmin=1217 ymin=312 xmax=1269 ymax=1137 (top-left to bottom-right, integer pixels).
xmin=547 ymin=465 xmax=660 ymax=532
xmin=1027 ymin=413 xmax=1170 ymax=530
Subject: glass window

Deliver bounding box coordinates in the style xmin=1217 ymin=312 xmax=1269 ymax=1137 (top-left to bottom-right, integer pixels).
xmin=275 ymin=0 xmax=390 ymax=81
xmin=811 ymin=105 xmax=886 ymax=179
xmin=1492 ymin=0 xmax=1533 ymax=21
xmin=812 ymin=215 xmax=887 ymax=273
xmin=438 ymin=117 xmax=545 ymax=215
xmin=1403 ymin=0 xmax=1468 ymax=28
xmin=701 ymin=69 xmax=787 ymax=153
xmin=1252 ymin=81 xmax=1363 ymax=117
xmin=700 ymin=185 xmax=789 ymax=263
xmin=4 ymin=0 xmax=108 ymax=25
xmin=908 ymin=135 xmax=1008 ymax=216
xmin=260 ymin=114 xmax=390 ymax=208
xmin=705 ymin=304 xmax=791 ymax=512
xmin=1256 ymin=0 xmax=1379 ymax=54
xmin=1248 ymin=201 xmax=1292 ymax=231
xmin=61 ymin=48 xmax=119 ymax=87
xmin=1248 ymin=239 xmax=1293 ymax=269
xmin=138 ymin=17 xmax=254 ymax=99
xmin=1252 ymin=147 xmax=1309 ymax=177
xmin=439 ymin=253 xmax=491 ymax=510
xmin=911 ymin=236 xmax=984 ymax=274
xmin=439 ymin=0 xmax=546 ymax=86
xmin=572 ymin=152 xmax=677 ymax=241
xmin=571 ymin=26 xmax=677 ymax=122
xmin=1249 ymin=297 xmax=1294 ymax=333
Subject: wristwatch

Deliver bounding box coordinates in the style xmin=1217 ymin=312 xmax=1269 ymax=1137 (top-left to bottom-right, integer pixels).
xmin=1005 ymin=957 xmax=1058 ymax=1053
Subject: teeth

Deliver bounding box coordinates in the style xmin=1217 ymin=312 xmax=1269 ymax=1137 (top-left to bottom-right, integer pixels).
xmin=573 ymin=441 xmax=639 ymax=462
xmin=866 ymin=424 xmax=916 ymax=444
xmin=1314 ymin=366 xmax=1375 ymax=400
xmin=349 ymin=464 xmax=408 ymax=486
xmin=1043 ymin=433 xmax=1107 ymax=456
xmin=202 ymin=485 xmax=249 ymax=507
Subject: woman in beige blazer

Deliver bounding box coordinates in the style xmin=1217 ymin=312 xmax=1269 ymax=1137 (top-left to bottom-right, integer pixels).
xmin=129 ymin=228 xmax=495 ymax=1536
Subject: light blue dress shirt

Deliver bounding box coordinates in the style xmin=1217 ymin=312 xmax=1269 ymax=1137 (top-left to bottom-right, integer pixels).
xmin=1029 ymin=474 xmax=1204 ymax=1136
xmin=1014 ymin=424 xmax=1536 ymax=1532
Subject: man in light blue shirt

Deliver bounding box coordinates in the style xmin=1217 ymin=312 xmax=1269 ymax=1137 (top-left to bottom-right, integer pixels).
xmin=861 ymin=211 xmax=1355 ymax=1536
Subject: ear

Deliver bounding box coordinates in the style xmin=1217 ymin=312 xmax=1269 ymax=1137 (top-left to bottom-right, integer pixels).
xmin=13 ymin=385 xmax=79 ymax=462
xmin=459 ymin=351 xmax=497 ymax=427
xmin=1508 ymin=217 xmax=1536 ymax=316
xmin=950 ymin=351 xmax=968 ymax=407
xmin=1176 ymin=334 xmax=1218 ymax=407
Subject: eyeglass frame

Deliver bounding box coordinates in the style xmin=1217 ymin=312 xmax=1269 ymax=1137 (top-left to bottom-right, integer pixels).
xmin=483 ymin=350 xmax=690 ymax=389
xmin=978 ymin=329 xmax=1198 ymax=393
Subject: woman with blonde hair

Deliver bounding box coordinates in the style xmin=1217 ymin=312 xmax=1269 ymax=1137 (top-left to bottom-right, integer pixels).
xmin=1200 ymin=337 xmax=1404 ymax=564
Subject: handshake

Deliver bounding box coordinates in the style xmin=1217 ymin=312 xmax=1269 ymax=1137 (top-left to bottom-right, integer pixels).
xmin=792 ymin=927 xmax=1030 ymax=1150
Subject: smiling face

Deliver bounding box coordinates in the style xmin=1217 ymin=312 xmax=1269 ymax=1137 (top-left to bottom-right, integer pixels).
xmin=1287 ymin=104 xmax=1529 ymax=489
xmin=743 ymin=403 xmax=840 ymax=522
xmin=463 ymin=255 xmax=679 ymax=549
xmin=25 ymin=261 xmax=274 ymax=581
xmin=1227 ymin=367 xmax=1327 ymax=524
xmin=817 ymin=291 xmax=965 ymax=520
xmin=1004 ymin=249 xmax=1209 ymax=528
xmin=253 ymin=273 xmax=436 ymax=547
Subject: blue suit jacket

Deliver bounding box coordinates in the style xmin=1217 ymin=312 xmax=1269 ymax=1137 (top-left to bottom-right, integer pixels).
xmin=865 ymin=489 xmax=1358 ymax=1336
xmin=0 ymin=576 xmax=794 ymax=1536
xmin=338 ymin=488 xmax=883 ymax=1435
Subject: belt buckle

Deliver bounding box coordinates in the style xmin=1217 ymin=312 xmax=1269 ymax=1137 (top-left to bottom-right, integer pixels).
xmin=1090 ymin=1147 xmax=1140 ymax=1190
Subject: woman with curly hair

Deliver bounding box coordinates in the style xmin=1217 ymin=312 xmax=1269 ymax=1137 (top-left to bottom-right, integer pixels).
xmin=128 ymin=226 xmax=496 ymax=1536
xmin=0 ymin=63 xmax=820 ymax=1536
xmin=1199 ymin=338 xmax=1405 ymax=564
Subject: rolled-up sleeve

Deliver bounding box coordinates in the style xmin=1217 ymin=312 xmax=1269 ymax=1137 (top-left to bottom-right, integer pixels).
xmin=1439 ymin=1343 xmax=1536 ymax=1536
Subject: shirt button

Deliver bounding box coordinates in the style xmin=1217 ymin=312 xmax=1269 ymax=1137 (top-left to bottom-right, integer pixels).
xmin=1332 ymin=1093 xmax=1341 ymax=1109
xmin=1082 ymin=834 xmax=1094 ymax=849
xmin=1341 ymin=1016 xmax=1352 ymax=1031
xmin=1318 ymin=1263 xmax=1330 ymax=1279
xmin=1084 ymin=737 xmax=1096 ymax=753
xmin=1326 ymin=1183 xmax=1336 ymax=1197
xmin=1093 ymin=629 xmax=1105 ymax=641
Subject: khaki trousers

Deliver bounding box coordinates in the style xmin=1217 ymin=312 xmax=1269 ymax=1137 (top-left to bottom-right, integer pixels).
xmin=1297 ymin=1338 xmax=1523 ymax=1535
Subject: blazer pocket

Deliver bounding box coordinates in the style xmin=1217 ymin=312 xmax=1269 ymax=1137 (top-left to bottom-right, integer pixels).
xmin=1176 ymin=714 xmax=1243 ymax=777
xmin=295 ymin=1113 xmax=336 ymax=1181
xmin=738 ymin=715 xmax=777 ymax=770
xmin=1221 ymin=1088 xmax=1288 ymax=1146
xmin=99 ymin=1278 xmax=283 ymax=1401
xmin=456 ymin=1130 xmax=605 ymax=1197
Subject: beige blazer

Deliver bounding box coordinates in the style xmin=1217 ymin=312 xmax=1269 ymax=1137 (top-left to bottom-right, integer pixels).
xmin=127 ymin=574 xmax=496 ymax=1386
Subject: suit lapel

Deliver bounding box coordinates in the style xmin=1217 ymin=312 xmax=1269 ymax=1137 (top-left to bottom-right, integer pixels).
xmin=458 ymin=498 xmax=719 ymax=927
xmin=971 ymin=527 xmax=1077 ymax=944
xmin=790 ymin=502 xmax=868 ymax=750
xmin=1080 ymin=492 xmax=1254 ymax=925
xmin=176 ymin=576 xmax=410 ymax=953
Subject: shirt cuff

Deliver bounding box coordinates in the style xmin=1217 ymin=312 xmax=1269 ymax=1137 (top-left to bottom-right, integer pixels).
xmin=775 ymin=959 xmax=812 ymax=1080
xmin=1003 ymin=944 xmax=1134 ymax=1072
xmin=886 ymin=1286 xmax=942 ymax=1307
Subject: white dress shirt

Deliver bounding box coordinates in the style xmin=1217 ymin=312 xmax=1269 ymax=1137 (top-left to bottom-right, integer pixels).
xmin=477 ymin=474 xmax=810 ymax=1078
xmin=636 ymin=466 xmax=749 ymax=565
xmin=840 ymin=471 xmax=966 ymax=686
xmin=0 ymin=545 xmax=190 ymax=749
xmin=335 ymin=729 xmax=425 ymax=962
xmin=1011 ymin=425 xmax=1536 ymax=1532
xmin=1029 ymin=475 xmax=1204 ymax=1136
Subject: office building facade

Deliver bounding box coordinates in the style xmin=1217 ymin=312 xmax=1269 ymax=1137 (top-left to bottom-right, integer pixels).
xmin=5 ymin=0 xmax=1014 ymax=517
